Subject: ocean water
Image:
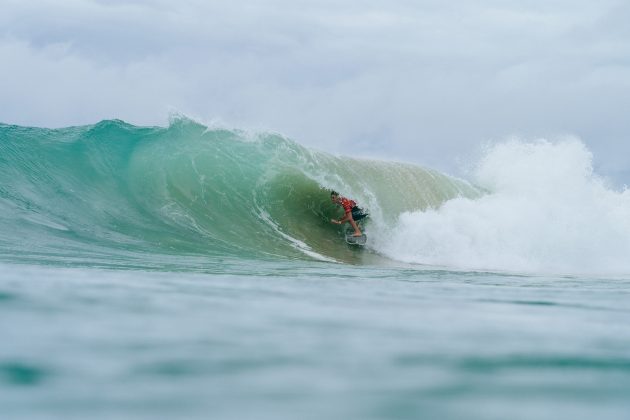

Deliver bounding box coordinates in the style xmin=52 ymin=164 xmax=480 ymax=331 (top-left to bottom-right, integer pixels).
xmin=1 ymin=119 xmax=630 ymax=419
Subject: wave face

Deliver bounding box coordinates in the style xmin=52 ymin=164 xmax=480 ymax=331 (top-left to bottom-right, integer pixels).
xmin=0 ymin=118 xmax=478 ymax=267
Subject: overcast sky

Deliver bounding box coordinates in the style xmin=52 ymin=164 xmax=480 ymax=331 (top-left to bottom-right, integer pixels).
xmin=1 ymin=0 xmax=629 ymax=180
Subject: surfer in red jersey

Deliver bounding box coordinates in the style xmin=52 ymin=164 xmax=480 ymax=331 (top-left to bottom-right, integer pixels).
xmin=330 ymin=191 xmax=368 ymax=237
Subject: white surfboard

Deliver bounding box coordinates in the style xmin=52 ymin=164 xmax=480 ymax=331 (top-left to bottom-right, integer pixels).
xmin=345 ymin=231 xmax=367 ymax=246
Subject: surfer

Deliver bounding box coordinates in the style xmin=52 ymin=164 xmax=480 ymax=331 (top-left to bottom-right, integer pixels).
xmin=330 ymin=191 xmax=368 ymax=237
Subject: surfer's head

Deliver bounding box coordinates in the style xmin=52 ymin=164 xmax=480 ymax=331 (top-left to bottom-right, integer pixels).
xmin=330 ymin=190 xmax=340 ymax=203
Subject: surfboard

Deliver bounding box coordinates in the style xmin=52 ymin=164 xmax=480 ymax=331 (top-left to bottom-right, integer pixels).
xmin=345 ymin=230 xmax=367 ymax=246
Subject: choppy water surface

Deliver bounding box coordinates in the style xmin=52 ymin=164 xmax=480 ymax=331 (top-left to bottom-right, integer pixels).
xmin=2 ymin=262 xmax=629 ymax=420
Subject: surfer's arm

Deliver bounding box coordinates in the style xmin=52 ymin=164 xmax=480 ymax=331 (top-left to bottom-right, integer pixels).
xmin=331 ymin=211 xmax=352 ymax=224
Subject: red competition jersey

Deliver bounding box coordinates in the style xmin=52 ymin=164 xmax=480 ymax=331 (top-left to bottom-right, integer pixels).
xmin=340 ymin=197 xmax=356 ymax=214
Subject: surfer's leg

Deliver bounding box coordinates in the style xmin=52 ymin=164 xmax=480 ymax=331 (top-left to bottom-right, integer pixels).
xmin=348 ymin=215 xmax=362 ymax=236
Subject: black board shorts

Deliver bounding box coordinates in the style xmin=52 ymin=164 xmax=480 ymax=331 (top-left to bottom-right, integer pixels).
xmin=351 ymin=206 xmax=368 ymax=221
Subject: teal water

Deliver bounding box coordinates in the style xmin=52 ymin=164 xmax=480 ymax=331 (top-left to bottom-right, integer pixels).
xmin=1 ymin=119 xmax=630 ymax=419
xmin=2 ymin=262 xmax=630 ymax=420
xmin=0 ymin=118 xmax=477 ymax=266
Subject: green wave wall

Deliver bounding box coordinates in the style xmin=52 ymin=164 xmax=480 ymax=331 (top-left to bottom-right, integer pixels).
xmin=0 ymin=118 xmax=480 ymax=266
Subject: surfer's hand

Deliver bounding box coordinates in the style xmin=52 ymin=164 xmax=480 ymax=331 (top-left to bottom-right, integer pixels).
xmin=331 ymin=219 xmax=340 ymax=224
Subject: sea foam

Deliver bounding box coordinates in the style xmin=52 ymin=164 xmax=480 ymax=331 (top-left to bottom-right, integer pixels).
xmin=379 ymin=139 xmax=630 ymax=275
